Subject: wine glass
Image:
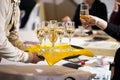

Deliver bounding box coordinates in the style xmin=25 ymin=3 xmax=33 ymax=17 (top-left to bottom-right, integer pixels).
xmin=80 ymin=3 xmax=93 ymax=35
xmin=36 ymin=23 xmax=46 ymax=53
xmin=80 ymin=3 xmax=89 ymax=16
xmin=65 ymin=21 xmax=75 ymax=45
xmin=41 ymin=21 xmax=50 ymax=44
xmin=36 ymin=27 xmax=45 ymax=45
xmin=48 ymin=20 xmax=58 ymax=48
xmin=56 ymin=22 xmax=65 ymax=44
xmin=49 ymin=20 xmax=57 ymax=29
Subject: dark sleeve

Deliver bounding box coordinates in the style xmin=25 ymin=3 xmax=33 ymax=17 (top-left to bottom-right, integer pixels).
xmin=104 ymin=23 xmax=120 ymax=41
xmin=109 ymin=12 xmax=117 ymax=23
xmin=112 ymin=47 xmax=120 ymax=80
xmin=109 ymin=7 xmax=120 ymax=26
xmin=91 ymin=2 xmax=108 ymax=30
xmin=99 ymin=3 xmax=108 ymax=21
xmin=73 ymin=5 xmax=81 ymax=28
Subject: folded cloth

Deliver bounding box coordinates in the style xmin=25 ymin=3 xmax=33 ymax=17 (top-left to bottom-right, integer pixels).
xmin=26 ymin=44 xmax=94 ymax=66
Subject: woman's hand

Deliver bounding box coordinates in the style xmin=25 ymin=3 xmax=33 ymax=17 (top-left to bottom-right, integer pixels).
xmin=80 ymin=15 xmax=107 ymax=30
xmin=62 ymin=16 xmax=71 ymax=22
xmin=80 ymin=15 xmax=96 ymax=28
xmin=114 ymin=1 xmax=120 ymax=12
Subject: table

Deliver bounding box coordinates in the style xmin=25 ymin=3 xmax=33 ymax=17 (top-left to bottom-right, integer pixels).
xmin=0 ymin=55 xmax=113 ymax=80
xmin=18 ymin=30 xmax=120 ymax=57
xmin=0 ymin=64 xmax=95 ymax=80
xmin=2 ymin=30 xmax=116 ymax=80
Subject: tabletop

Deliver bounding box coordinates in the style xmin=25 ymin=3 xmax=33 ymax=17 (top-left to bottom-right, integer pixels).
xmin=18 ymin=30 xmax=120 ymax=57
xmin=0 ymin=64 xmax=95 ymax=80
xmin=1 ymin=29 xmax=116 ymax=80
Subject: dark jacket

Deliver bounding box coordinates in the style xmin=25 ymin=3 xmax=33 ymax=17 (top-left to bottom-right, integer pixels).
xmin=73 ymin=0 xmax=108 ymax=29
xmin=104 ymin=23 xmax=120 ymax=80
xmin=109 ymin=6 xmax=120 ymax=26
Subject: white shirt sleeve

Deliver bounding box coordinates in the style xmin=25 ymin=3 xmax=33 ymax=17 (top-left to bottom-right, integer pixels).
xmin=0 ymin=0 xmax=32 ymax=63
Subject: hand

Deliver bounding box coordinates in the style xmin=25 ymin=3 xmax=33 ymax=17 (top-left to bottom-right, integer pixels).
xmin=62 ymin=16 xmax=71 ymax=22
xmin=31 ymin=52 xmax=44 ymax=63
xmin=80 ymin=15 xmax=96 ymax=28
xmin=114 ymin=1 xmax=120 ymax=12
xmin=80 ymin=15 xmax=107 ymax=30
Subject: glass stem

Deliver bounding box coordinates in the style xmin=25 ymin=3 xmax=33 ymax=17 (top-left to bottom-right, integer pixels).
xmin=40 ymin=41 xmax=42 ymax=45
xmin=44 ymin=38 xmax=46 ymax=43
xmin=69 ymin=34 xmax=72 ymax=44
xmin=60 ymin=38 xmax=62 ymax=44
xmin=52 ymin=43 xmax=55 ymax=48
xmin=69 ymin=37 xmax=71 ymax=45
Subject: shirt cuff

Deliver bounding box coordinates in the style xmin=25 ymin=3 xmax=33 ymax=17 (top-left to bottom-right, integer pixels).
xmin=24 ymin=52 xmax=33 ymax=63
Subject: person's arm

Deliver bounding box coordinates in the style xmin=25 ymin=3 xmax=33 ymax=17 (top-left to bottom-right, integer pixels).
xmin=91 ymin=16 xmax=120 ymax=41
xmin=104 ymin=23 xmax=120 ymax=41
xmin=0 ymin=0 xmax=42 ymax=63
xmin=81 ymin=15 xmax=120 ymax=41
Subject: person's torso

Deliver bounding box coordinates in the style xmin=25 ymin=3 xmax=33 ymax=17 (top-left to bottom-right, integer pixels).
xmin=4 ymin=0 xmax=20 ymax=36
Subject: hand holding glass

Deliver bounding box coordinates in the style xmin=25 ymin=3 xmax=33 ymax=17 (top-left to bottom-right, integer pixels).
xmin=80 ymin=3 xmax=92 ymax=35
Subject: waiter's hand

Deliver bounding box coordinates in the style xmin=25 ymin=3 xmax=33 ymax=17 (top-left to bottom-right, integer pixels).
xmin=31 ymin=52 xmax=44 ymax=63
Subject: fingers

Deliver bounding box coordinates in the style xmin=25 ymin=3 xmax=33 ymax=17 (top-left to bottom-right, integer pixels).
xmin=80 ymin=19 xmax=89 ymax=28
xmin=80 ymin=15 xmax=96 ymax=28
xmin=62 ymin=16 xmax=71 ymax=22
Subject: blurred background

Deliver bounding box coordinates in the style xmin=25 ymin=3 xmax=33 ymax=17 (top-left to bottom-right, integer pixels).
xmin=41 ymin=0 xmax=114 ymax=21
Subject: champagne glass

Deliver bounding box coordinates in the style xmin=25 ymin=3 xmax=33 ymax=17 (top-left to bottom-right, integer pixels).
xmin=36 ymin=27 xmax=45 ymax=45
xmin=41 ymin=21 xmax=49 ymax=44
xmin=80 ymin=3 xmax=93 ymax=35
xmin=49 ymin=20 xmax=58 ymax=48
xmin=36 ymin=23 xmax=46 ymax=53
xmin=80 ymin=3 xmax=89 ymax=16
xmin=66 ymin=21 xmax=75 ymax=45
xmin=49 ymin=20 xmax=57 ymax=29
xmin=56 ymin=22 xmax=65 ymax=44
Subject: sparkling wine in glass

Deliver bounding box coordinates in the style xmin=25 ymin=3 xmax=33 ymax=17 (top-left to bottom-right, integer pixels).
xmin=80 ymin=3 xmax=93 ymax=35
xmin=49 ymin=20 xmax=58 ymax=48
xmin=36 ymin=28 xmax=45 ymax=45
xmin=49 ymin=28 xmax=57 ymax=47
xmin=56 ymin=22 xmax=65 ymax=44
xmin=66 ymin=21 xmax=75 ymax=45
xmin=41 ymin=21 xmax=49 ymax=44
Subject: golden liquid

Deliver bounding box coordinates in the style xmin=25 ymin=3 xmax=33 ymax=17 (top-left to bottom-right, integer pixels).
xmin=80 ymin=10 xmax=92 ymax=30
xmin=43 ymin=26 xmax=48 ymax=33
xmin=66 ymin=27 xmax=74 ymax=36
xmin=42 ymin=26 xmax=49 ymax=38
xmin=56 ymin=27 xmax=65 ymax=38
xmin=36 ymin=29 xmax=45 ymax=41
xmin=49 ymin=28 xmax=57 ymax=43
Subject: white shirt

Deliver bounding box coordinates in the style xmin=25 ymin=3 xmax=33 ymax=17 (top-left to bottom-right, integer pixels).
xmin=0 ymin=0 xmax=33 ymax=63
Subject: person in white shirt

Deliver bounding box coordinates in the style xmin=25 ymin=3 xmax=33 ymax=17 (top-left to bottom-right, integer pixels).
xmin=0 ymin=0 xmax=43 ymax=63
